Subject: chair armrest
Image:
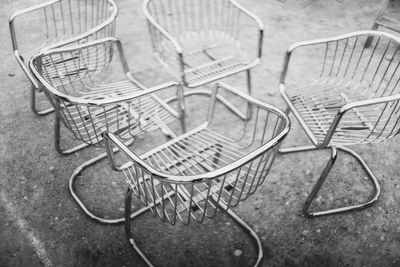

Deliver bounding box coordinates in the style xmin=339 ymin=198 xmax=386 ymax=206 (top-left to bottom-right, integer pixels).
xmin=322 ymin=94 xmax=400 ymax=146
xmin=229 ymin=0 xmax=264 ymax=58
xmin=9 ymin=0 xmax=59 ymax=51
xmin=340 ymin=94 xmax=400 ymax=113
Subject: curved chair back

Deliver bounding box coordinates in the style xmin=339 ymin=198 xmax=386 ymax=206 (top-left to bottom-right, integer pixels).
xmin=10 ymin=0 xmax=118 ymax=87
xmin=30 ymin=38 xmax=179 ymax=146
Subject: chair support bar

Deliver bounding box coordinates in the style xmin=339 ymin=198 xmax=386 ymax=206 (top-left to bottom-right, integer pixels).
xmin=30 ymin=83 xmax=54 ymax=116
xmin=54 ymin=115 xmax=90 ymax=155
xmin=279 ymin=145 xmax=381 ymax=218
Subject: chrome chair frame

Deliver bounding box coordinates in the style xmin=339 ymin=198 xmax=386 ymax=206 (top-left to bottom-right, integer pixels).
xmin=30 ymin=37 xmax=185 ymax=224
xmin=278 ymin=30 xmax=400 ymax=217
xmin=30 ymin=37 xmax=182 ymax=155
xmin=104 ymin=83 xmax=290 ymax=266
xmin=143 ymin=0 xmax=264 ymax=121
xmin=9 ymin=0 xmax=118 ymax=116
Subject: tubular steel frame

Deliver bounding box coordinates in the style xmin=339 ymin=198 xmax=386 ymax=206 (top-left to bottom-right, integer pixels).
xmin=104 ymin=83 xmax=290 ymax=266
xmin=9 ymin=0 xmax=118 ymax=116
xmin=278 ymin=30 xmax=400 ymax=217
xmin=143 ymin=0 xmax=264 ymax=120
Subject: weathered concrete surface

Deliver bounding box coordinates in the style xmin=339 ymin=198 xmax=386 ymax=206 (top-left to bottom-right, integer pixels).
xmin=1 ymin=0 xmax=400 ymax=266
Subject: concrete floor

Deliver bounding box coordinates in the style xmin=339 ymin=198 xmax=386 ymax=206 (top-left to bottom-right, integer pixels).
xmin=1 ymin=0 xmax=400 ymax=266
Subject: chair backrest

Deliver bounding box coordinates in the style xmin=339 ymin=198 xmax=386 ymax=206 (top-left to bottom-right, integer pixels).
xmin=33 ymin=38 xmax=115 ymax=91
xmin=30 ymin=38 xmax=135 ymax=146
xmin=297 ymin=32 xmax=400 ymax=98
xmin=144 ymin=0 xmax=240 ymax=41
xmin=10 ymin=0 xmax=118 ymax=85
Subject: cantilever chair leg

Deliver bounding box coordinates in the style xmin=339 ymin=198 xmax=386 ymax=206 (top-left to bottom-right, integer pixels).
xmin=302 ymin=147 xmax=338 ymax=217
xmin=279 ymin=145 xmax=381 ymax=218
xmin=70 ymin=121 xmax=177 ymax=224
xmin=70 ymin=151 xmax=119 ymax=224
xmin=69 ymin=139 xmax=136 ymax=225
xmin=364 ymin=0 xmax=390 ymax=48
xmin=245 ymin=69 xmax=253 ymax=121
xmin=124 ymin=187 xmax=155 ymax=267
xmin=124 ymin=187 xmax=263 ymax=267
xmin=54 ymin=114 xmax=90 ymax=155
xmin=30 ymin=84 xmax=54 ymax=116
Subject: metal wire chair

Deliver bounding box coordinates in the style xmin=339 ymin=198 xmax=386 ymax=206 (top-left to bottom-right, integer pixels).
xmin=278 ymin=30 xmax=400 ymax=217
xmin=9 ymin=0 xmax=118 ymax=116
xmin=30 ymin=37 xmax=184 ymax=223
xmin=143 ymin=0 xmax=263 ymax=122
xmin=30 ymin=37 xmax=182 ymax=155
xmin=104 ymin=83 xmax=290 ymax=266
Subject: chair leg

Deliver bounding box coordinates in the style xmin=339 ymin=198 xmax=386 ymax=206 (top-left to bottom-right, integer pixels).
xmin=245 ymin=69 xmax=253 ymax=120
xmin=30 ymin=83 xmax=54 ymax=116
xmin=191 ymin=88 xmax=250 ymax=120
xmin=54 ymin=113 xmax=90 ymax=155
xmin=364 ymin=22 xmax=380 ymax=48
xmin=124 ymin=188 xmax=263 ymax=266
xmin=302 ymin=147 xmax=338 ymax=217
xmin=225 ymin=208 xmax=263 ymax=267
xmin=279 ymin=145 xmax=381 ymax=218
xmin=125 ymin=187 xmax=154 ymax=266
xmin=69 ymin=140 xmax=135 ymax=224
xmin=177 ymin=84 xmax=187 ymax=134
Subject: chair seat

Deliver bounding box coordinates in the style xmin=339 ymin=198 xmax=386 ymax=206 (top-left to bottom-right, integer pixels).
xmin=120 ymin=123 xmax=263 ymax=223
xmin=184 ymin=56 xmax=248 ymax=86
xmin=180 ymin=34 xmax=248 ymax=86
xmin=161 ymin=32 xmax=250 ymax=86
xmin=284 ymin=79 xmax=390 ymax=146
xmin=61 ymin=80 xmax=179 ymax=145
xmin=81 ymin=80 xmax=143 ymax=99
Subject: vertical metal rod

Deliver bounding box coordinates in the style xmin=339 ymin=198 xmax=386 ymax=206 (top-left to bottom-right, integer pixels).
xmin=125 ymin=187 xmax=154 ymax=267
xmin=302 ymin=147 xmax=337 ymax=217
